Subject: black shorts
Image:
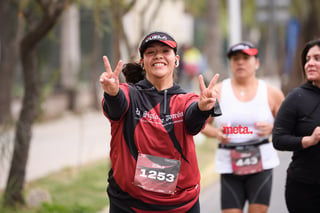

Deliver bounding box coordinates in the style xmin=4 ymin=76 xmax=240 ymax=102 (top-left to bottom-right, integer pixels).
xmin=220 ymin=169 xmax=273 ymax=210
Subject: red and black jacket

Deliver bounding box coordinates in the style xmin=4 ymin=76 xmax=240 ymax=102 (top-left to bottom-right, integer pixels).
xmin=102 ymin=79 xmax=220 ymax=212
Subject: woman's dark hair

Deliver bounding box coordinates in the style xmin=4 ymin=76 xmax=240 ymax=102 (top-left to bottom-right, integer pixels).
xmin=301 ymin=38 xmax=320 ymax=77
xmin=122 ymin=63 xmax=145 ymax=84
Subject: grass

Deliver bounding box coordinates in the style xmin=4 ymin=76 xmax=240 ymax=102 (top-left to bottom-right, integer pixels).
xmin=195 ymin=136 xmax=220 ymax=188
xmin=0 ymin=161 xmax=110 ymax=213
xmin=0 ymin=136 xmax=218 ymax=213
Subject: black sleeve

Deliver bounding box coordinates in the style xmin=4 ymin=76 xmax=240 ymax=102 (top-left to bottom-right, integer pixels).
xmin=272 ymin=92 xmax=303 ymax=151
xmin=102 ymin=89 xmax=128 ymax=120
xmin=184 ymin=101 xmax=222 ymax=135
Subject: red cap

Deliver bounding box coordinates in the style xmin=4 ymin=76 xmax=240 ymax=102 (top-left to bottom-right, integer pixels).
xmin=227 ymin=42 xmax=258 ymax=58
xmin=139 ymin=32 xmax=177 ymax=57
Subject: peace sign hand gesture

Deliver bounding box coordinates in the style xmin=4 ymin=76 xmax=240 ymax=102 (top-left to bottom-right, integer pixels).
xmin=99 ymin=56 xmax=122 ymax=96
xmin=198 ymin=74 xmax=220 ymax=111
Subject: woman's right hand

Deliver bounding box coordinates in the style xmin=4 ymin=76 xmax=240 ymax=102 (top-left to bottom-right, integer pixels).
xmin=216 ymin=126 xmax=230 ymax=144
xmin=202 ymin=119 xmax=230 ymax=144
xmin=99 ymin=56 xmax=122 ymax=96
xmin=302 ymin=126 xmax=320 ymax=148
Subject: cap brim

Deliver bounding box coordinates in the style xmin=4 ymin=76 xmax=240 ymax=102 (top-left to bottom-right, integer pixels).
xmin=140 ymin=40 xmax=177 ymax=57
xmin=242 ymin=48 xmax=258 ymax=56
xmin=160 ymin=40 xmax=177 ymax=48
xmin=227 ymin=48 xmax=258 ymax=57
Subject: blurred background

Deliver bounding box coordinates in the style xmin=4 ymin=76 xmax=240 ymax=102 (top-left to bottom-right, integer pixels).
xmin=1 ymin=0 xmax=320 ymax=212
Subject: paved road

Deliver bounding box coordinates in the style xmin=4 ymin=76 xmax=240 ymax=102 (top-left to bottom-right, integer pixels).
xmin=0 ymin=111 xmax=111 ymax=190
xmin=200 ymin=151 xmax=292 ymax=213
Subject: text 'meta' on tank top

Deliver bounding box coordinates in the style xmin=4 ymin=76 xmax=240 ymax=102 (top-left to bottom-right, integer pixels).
xmin=215 ymin=79 xmax=274 ymax=143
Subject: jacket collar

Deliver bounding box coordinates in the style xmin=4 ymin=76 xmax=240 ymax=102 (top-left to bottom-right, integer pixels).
xmin=134 ymin=79 xmax=187 ymax=95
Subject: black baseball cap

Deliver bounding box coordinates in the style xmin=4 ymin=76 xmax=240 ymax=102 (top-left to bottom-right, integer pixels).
xmin=139 ymin=31 xmax=177 ymax=58
xmin=227 ymin=42 xmax=258 ymax=58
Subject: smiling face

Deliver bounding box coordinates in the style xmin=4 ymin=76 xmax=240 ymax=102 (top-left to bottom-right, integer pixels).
xmin=141 ymin=42 xmax=179 ymax=89
xmin=304 ymin=45 xmax=320 ymax=87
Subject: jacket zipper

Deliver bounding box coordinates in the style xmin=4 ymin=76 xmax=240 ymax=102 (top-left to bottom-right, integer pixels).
xmin=163 ymin=89 xmax=168 ymax=114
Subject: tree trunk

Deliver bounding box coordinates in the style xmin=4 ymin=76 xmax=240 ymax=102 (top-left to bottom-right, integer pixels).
xmin=60 ymin=4 xmax=80 ymax=111
xmin=90 ymin=1 xmax=102 ymax=110
xmin=205 ymin=0 xmax=225 ymax=80
xmin=3 ymin=0 xmax=66 ymax=207
xmin=110 ymin=0 xmax=122 ymax=67
xmin=0 ymin=1 xmax=19 ymax=125
xmin=4 ymin=46 xmax=39 ymax=207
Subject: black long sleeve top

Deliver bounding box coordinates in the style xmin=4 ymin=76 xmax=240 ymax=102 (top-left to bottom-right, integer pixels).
xmin=272 ymin=81 xmax=320 ymax=183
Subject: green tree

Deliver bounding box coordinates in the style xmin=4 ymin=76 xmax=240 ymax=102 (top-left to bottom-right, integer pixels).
xmin=3 ymin=0 xmax=68 ymax=207
xmin=184 ymin=0 xmax=225 ymax=79
xmin=282 ymin=0 xmax=320 ymax=94
xmin=109 ymin=0 xmax=137 ymax=68
xmin=80 ymin=0 xmax=138 ymax=106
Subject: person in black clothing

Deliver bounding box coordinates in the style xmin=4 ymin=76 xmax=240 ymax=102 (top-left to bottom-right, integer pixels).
xmin=272 ymin=38 xmax=320 ymax=213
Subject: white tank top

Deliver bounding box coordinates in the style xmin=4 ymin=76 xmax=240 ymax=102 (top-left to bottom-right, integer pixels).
xmin=214 ymin=79 xmax=279 ymax=173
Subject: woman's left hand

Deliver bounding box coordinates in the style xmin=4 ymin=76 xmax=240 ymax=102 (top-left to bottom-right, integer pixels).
xmin=198 ymin=74 xmax=219 ymax=111
xmin=255 ymin=122 xmax=273 ymax=137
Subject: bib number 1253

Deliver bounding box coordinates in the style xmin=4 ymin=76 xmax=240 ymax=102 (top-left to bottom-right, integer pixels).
xmin=133 ymin=153 xmax=181 ymax=194
xmin=139 ymin=169 xmax=175 ymax=182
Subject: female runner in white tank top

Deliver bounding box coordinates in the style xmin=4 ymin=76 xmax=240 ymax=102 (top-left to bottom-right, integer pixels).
xmin=202 ymin=42 xmax=284 ymax=213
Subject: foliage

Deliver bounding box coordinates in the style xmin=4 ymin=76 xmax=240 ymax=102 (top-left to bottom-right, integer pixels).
xmin=0 ymin=160 xmax=109 ymax=213
xmin=183 ymin=0 xmax=207 ymax=16
xmin=37 ymin=203 xmax=92 ymax=213
xmin=242 ymin=0 xmax=257 ymax=27
xmin=28 ymin=162 xmax=108 ymax=211
xmin=78 ymin=0 xmax=112 ymax=35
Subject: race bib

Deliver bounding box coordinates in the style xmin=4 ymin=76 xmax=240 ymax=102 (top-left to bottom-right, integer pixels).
xmin=133 ymin=153 xmax=181 ymax=194
xmin=230 ymin=145 xmax=263 ymax=175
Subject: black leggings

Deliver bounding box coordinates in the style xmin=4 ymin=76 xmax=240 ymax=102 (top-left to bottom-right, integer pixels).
xmin=187 ymin=199 xmax=200 ymax=213
xmin=285 ymin=176 xmax=320 ymax=213
xmin=109 ymin=199 xmax=200 ymax=213
xmin=220 ymin=169 xmax=272 ymax=210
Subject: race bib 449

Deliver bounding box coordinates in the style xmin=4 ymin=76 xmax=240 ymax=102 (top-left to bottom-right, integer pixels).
xmin=231 ymin=146 xmax=263 ymax=175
